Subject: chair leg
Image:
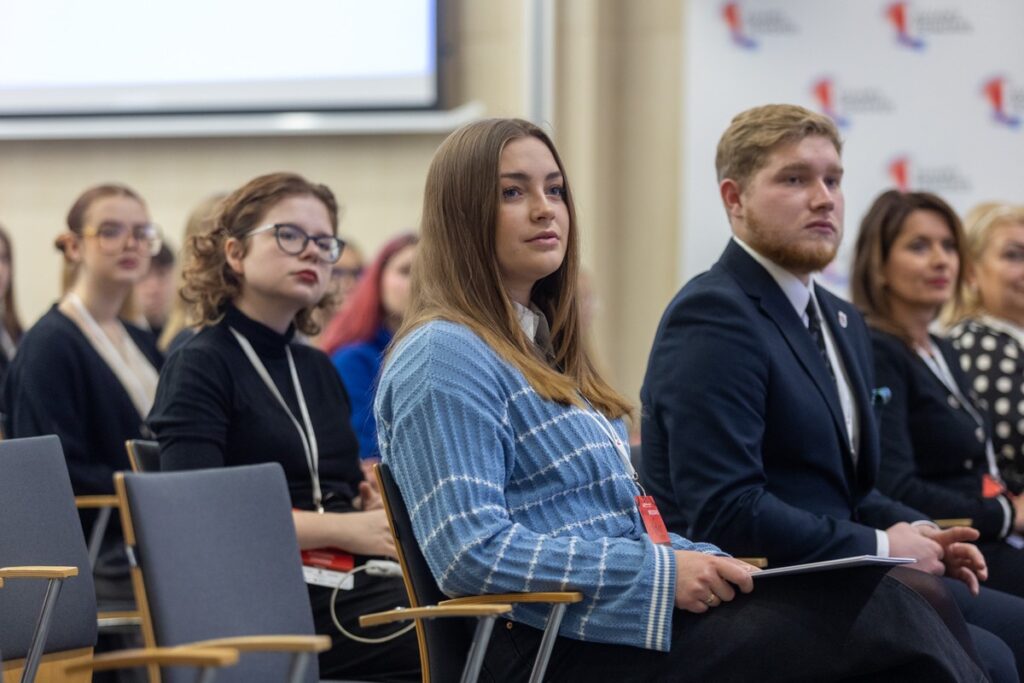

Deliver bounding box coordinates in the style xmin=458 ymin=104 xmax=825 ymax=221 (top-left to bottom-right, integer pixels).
xmin=459 ymin=614 xmax=498 ymax=683
xmin=20 ymin=578 xmax=64 ymax=683
xmin=196 ymin=668 xmax=220 ymax=683
xmin=287 ymin=651 xmax=311 ymax=683
xmin=87 ymin=506 xmax=113 ymax=569
xmin=527 ymin=603 xmax=567 ymax=683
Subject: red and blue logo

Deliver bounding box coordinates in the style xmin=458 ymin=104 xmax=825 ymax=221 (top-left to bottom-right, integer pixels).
xmin=722 ymin=3 xmax=757 ymax=49
xmin=983 ymin=77 xmax=1021 ymax=128
xmin=811 ymin=79 xmax=849 ymax=128
xmin=885 ymin=3 xmax=925 ymax=49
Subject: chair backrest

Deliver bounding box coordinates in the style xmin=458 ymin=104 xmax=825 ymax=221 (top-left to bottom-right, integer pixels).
xmin=125 ymin=439 xmax=160 ymax=473
xmin=117 ymin=463 xmax=318 ymax=683
xmin=0 ymin=436 xmax=98 ymax=669
xmin=377 ymin=463 xmax=472 ymax=683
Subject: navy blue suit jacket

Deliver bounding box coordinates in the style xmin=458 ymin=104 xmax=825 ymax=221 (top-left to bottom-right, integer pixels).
xmin=640 ymin=240 xmax=926 ymax=564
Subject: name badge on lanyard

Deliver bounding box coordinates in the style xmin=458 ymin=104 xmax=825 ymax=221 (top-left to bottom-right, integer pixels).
xmin=231 ymin=327 xmax=325 ymax=513
xmin=582 ymin=399 xmax=671 ymax=545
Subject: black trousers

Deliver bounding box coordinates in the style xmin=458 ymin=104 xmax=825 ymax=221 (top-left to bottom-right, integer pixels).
xmin=947 ymin=577 xmax=1024 ymax=682
xmin=975 ymin=540 xmax=1024 ymax=598
xmin=309 ymin=572 xmax=420 ymax=682
xmin=481 ymin=567 xmax=988 ymax=683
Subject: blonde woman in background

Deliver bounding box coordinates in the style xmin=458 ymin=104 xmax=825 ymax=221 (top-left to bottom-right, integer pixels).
xmin=159 ymin=193 xmax=225 ymax=353
xmin=949 ymin=203 xmax=1024 ymax=494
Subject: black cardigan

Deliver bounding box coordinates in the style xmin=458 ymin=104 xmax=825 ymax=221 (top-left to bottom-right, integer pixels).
xmin=1 ymin=305 xmax=163 ymax=533
xmin=871 ymin=328 xmax=1012 ymax=540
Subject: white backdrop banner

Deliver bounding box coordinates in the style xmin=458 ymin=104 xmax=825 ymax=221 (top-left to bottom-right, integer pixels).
xmin=681 ymin=0 xmax=1024 ymax=292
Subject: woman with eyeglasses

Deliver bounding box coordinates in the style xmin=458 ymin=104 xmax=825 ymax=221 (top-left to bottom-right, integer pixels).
xmin=148 ymin=172 xmax=419 ymax=682
xmin=1 ymin=183 xmax=163 ymax=600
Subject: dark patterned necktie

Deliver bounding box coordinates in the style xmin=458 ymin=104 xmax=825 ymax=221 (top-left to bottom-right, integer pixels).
xmin=806 ymin=300 xmax=836 ymax=382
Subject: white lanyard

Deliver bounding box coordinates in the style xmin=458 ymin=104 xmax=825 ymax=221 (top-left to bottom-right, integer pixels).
xmin=917 ymin=340 xmax=1003 ymax=482
xmin=230 ymin=327 xmax=324 ymax=512
xmin=580 ymin=398 xmax=644 ymax=495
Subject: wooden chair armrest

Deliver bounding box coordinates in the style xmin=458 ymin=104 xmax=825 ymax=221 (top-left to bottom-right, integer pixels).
xmin=64 ymin=646 xmax=239 ymax=674
xmin=185 ymin=635 xmax=331 ymax=654
xmin=736 ymin=557 xmax=768 ymax=569
xmin=440 ymin=591 xmax=583 ymax=607
xmin=360 ymin=603 xmax=512 ymax=628
xmin=75 ymin=495 xmax=119 ymax=509
xmin=933 ymin=518 xmax=973 ymax=529
xmin=0 ymin=566 xmax=79 ymax=579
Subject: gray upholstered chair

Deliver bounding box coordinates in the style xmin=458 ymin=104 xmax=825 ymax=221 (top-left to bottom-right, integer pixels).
xmin=115 ymin=463 xmax=332 ymax=683
xmin=0 ymin=435 xmax=100 ymax=680
xmin=0 ymin=435 xmax=240 ymax=682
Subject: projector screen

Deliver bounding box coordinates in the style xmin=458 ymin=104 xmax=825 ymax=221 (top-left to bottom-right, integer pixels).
xmin=0 ymin=0 xmax=439 ymax=116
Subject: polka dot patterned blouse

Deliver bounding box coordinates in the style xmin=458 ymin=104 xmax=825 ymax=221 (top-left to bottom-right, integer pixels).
xmin=950 ymin=317 xmax=1024 ymax=494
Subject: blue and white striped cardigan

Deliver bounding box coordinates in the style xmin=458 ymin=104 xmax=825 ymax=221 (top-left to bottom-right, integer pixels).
xmin=375 ymin=321 xmax=725 ymax=652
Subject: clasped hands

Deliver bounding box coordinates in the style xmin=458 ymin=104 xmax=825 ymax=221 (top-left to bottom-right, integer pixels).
xmin=886 ymin=522 xmax=987 ymax=595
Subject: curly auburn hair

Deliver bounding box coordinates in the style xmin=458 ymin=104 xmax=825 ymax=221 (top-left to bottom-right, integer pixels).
xmin=181 ymin=172 xmax=339 ymax=335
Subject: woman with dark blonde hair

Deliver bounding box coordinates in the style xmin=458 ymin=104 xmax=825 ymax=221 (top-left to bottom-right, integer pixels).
xmin=375 ymin=119 xmax=987 ymax=681
xmin=948 ymin=202 xmax=1024 ymax=494
xmin=147 ymin=171 xmax=418 ymax=681
xmin=0 ymin=224 xmax=24 ymax=380
xmin=852 ymin=189 xmax=1024 ymax=598
xmin=2 ymin=183 xmax=163 ymax=600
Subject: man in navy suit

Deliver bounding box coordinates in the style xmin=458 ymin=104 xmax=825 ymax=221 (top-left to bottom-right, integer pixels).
xmin=642 ymin=103 xmax=1024 ymax=680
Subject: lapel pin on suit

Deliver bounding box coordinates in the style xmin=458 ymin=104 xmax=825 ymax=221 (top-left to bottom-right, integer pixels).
xmin=838 ymin=311 xmax=848 ymax=329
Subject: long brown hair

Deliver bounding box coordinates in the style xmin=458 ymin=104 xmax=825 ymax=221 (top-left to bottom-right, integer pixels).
xmin=181 ymin=172 xmax=339 ymax=336
xmin=393 ymin=118 xmax=631 ymax=419
xmin=0 ymin=225 xmax=24 ymax=341
xmin=851 ymin=189 xmax=966 ymax=342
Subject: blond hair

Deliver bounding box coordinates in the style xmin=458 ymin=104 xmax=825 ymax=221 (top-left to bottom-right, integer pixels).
xmin=393 ymin=118 xmax=631 ymax=419
xmin=949 ymin=202 xmax=1024 ymax=323
xmin=157 ymin=193 xmax=225 ymax=350
xmin=181 ymin=173 xmax=338 ymax=336
xmin=716 ymin=104 xmax=842 ymax=188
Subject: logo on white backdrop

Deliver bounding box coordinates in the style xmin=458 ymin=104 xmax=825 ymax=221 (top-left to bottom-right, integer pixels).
xmin=721 ymin=2 xmax=798 ymax=50
xmin=811 ymin=78 xmax=895 ymax=128
xmin=982 ymin=76 xmax=1024 ymax=129
xmin=888 ymin=156 xmax=972 ymax=194
xmin=884 ymin=2 xmax=972 ymax=50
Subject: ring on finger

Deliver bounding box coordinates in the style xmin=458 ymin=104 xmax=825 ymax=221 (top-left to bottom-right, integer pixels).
xmin=703 ymin=592 xmax=718 ymax=607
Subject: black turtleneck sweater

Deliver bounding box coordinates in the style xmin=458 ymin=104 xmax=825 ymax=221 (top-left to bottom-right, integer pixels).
xmin=148 ymin=305 xmax=363 ymax=512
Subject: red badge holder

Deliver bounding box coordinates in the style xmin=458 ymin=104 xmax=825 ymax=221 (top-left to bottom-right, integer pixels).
xmin=636 ymin=496 xmax=671 ymax=545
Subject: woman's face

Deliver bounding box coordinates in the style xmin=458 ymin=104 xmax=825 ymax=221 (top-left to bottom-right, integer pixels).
xmin=974 ymin=220 xmax=1024 ymax=324
xmin=494 ymin=136 xmax=569 ymax=306
xmin=882 ymin=209 xmax=959 ymax=313
xmin=379 ymin=244 xmax=416 ymax=319
xmin=78 ymin=195 xmax=153 ymax=286
xmin=232 ymin=194 xmax=334 ymax=313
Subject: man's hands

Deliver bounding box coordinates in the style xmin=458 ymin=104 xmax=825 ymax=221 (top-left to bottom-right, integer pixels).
xmin=674 ymin=551 xmax=757 ymax=613
xmin=887 ymin=522 xmax=987 ymax=595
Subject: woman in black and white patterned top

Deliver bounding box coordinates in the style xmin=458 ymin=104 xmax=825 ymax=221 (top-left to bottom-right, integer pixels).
xmin=949 ymin=203 xmax=1024 ymax=494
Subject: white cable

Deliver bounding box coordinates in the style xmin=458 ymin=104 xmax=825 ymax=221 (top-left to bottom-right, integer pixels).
xmin=329 ymin=566 xmax=416 ymax=644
